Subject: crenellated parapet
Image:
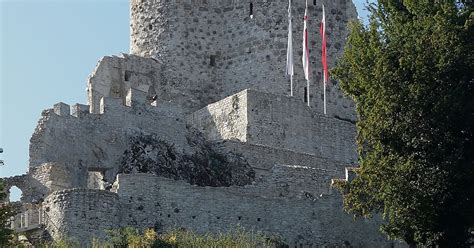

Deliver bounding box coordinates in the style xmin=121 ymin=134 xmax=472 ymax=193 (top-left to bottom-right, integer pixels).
xmin=29 ymin=87 xmax=191 ymax=183
xmin=55 ymin=88 xmax=165 ymax=118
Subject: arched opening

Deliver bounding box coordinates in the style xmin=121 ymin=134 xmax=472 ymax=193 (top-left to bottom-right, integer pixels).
xmin=9 ymin=186 xmax=22 ymax=202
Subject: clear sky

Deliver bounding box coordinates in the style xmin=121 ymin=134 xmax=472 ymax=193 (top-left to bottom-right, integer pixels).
xmin=0 ymin=0 xmax=373 ymax=181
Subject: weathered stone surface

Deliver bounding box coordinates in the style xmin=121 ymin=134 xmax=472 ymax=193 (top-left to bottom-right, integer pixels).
xmin=189 ymin=89 xmax=358 ymax=165
xmin=29 ymin=94 xmax=190 ymax=184
xmin=119 ymin=132 xmax=255 ymax=187
xmin=114 ymin=173 xmax=393 ymax=248
xmin=88 ymin=0 xmax=358 ymax=120
xmin=42 ymin=189 xmax=120 ymax=244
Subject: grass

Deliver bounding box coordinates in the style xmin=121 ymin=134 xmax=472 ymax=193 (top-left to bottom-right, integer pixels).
xmin=36 ymin=227 xmax=287 ymax=248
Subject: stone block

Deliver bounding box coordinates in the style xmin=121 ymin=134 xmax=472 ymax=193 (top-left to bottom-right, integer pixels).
xmin=125 ymin=88 xmax=148 ymax=107
xmin=71 ymin=104 xmax=90 ymax=117
xmin=53 ymin=102 xmax=70 ymax=116
xmin=99 ymin=97 xmax=123 ymax=114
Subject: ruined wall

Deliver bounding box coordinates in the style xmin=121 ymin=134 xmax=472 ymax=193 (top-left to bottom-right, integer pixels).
xmin=9 ymin=203 xmax=42 ymax=232
xmin=42 ymin=189 xmax=120 ymax=244
xmin=115 ymin=173 xmax=395 ymax=247
xmin=245 ymin=90 xmax=357 ymax=164
xmin=190 ymin=89 xmax=358 ymax=165
xmin=29 ymin=89 xmax=190 ymax=183
xmin=188 ymin=91 xmax=248 ymax=142
xmin=2 ymin=163 xmax=76 ymax=205
xmin=126 ymin=0 xmax=357 ymax=119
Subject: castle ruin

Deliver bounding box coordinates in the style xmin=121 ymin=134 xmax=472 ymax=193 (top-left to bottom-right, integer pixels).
xmin=2 ymin=0 xmax=404 ymax=247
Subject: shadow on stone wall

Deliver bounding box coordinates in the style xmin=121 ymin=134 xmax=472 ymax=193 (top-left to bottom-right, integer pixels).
xmin=119 ymin=128 xmax=255 ymax=187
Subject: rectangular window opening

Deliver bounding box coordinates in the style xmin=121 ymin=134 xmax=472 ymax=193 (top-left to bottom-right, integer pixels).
xmin=124 ymin=71 xmax=132 ymax=82
xmin=210 ymin=55 xmax=216 ymax=66
xmin=249 ymin=2 xmax=253 ymax=18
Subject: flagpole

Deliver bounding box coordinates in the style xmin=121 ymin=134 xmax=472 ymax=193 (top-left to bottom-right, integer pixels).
xmin=306 ymin=0 xmax=309 ymax=107
xmin=307 ymin=79 xmax=310 ymax=107
xmin=321 ymin=3 xmax=328 ymax=115
xmin=286 ymin=0 xmax=294 ymax=97
xmin=302 ymin=0 xmax=309 ymax=106
xmin=290 ymin=75 xmax=294 ymax=96
xmin=324 ymin=80 xmax=327 ymax=114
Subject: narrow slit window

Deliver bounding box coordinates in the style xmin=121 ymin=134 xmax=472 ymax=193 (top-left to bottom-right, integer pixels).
xmin=313 ymin=0 xmax=317 ymax=5
xmin=124 ymin=71 xmax=132 ymax=82
xmin=304 ymin=87 xmax=308 ymax=103
xmin=249 ymin=2 xmax=253 ymax=18
xmin=210 ymin=55 xmax=216 ymax=66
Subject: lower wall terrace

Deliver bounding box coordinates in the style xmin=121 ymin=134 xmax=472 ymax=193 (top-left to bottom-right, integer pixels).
xmin=115 ymin=174 xmax=395 ymax=248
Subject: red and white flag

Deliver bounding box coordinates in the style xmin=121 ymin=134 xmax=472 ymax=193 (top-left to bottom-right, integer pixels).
xmin=320 ymin=4 xmax=329 ymax=84
xmin=302 ymin=1 xmax=310 ymax=81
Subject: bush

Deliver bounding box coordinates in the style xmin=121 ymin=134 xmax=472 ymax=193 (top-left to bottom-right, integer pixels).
xmin=39 ymin=227 xmax=287 ymax=248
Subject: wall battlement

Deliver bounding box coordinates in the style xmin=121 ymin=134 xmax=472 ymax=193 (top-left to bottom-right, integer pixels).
xmin=190 ymin=89 xmax=358 ymax=164
xmin=56 ymin=88 xmax=178 ymax=119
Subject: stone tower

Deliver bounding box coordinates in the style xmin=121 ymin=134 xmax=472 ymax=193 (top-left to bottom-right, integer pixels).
xmin=89 ymin=0 xmax=356 ymax=119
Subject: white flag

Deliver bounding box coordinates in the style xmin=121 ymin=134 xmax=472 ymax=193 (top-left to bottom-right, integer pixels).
xmin=286 ymin=0 xmax=294 ymax=76
xmin=302 ymin=1 xmax=310 ymax=80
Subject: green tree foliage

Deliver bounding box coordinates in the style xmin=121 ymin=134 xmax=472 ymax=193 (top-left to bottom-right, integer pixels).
xmin=333 ymin=0 xmax=473 ymax=246
xmin=0 ymin=180 xmax=15 ymax=246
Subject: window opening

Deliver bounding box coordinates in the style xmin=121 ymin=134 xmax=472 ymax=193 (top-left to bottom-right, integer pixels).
xmin=249 ymin=2 xmax=254 ymax=18
xmin=210 ymin=55 xmax=216 ymax=66
xmin=124 ymin=71 xmax=132 ymax=82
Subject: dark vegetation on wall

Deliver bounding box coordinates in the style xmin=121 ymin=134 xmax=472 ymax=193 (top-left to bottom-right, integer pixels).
xmin=120 ymin=130 xmax=255 ymax=187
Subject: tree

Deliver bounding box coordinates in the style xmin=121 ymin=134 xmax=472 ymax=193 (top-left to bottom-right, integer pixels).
xmin=0 ymin=180 xmax=15 ymax=246
xmin=332 ymin=0 xmax=473 ymax=246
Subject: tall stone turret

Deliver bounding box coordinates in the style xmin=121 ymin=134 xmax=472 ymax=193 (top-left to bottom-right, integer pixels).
xmin=128 ymin=0 xmax=357 ymax=119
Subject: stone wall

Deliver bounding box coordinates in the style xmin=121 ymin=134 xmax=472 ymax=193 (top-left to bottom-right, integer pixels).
xmin=188 ymin=91 xmax=248 ymax=142
xmin=246 ymin=90 xmax=357 ymax=164
xmin=215 ymin=140 xmax=345 ymax=178
xmin=29 ymin=89 xmax=190 ymax=183
xmin=115 ymin=173 xmax=396 ymax=247
xmin=42 ymin=189 xmax=120 ymax=244
xmin=126 ymin=0 xmax=357 ymax=119
xmin=190 ymin=89 xmax=358 ymax=165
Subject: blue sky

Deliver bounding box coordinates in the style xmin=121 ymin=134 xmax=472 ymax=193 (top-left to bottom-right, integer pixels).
xmin=0 ymin=0 xmax=373 ymax=183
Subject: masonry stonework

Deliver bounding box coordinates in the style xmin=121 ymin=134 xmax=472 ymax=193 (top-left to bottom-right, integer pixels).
xmin=2 ymin=0 xmax=408 ymax=247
